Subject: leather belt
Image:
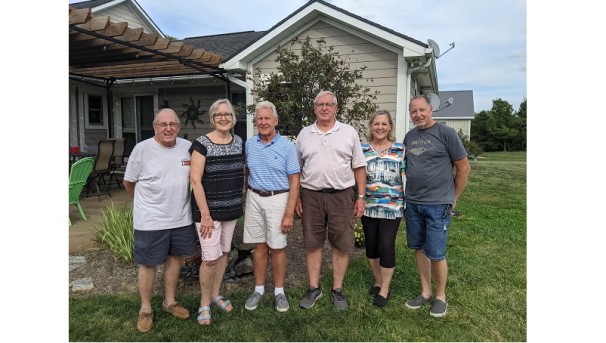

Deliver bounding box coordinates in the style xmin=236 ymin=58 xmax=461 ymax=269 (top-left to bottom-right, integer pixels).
xmin=249 ymin=187 xmax=290 ymax=197
xmin=309 ymin=188 xmax=340 ymax=194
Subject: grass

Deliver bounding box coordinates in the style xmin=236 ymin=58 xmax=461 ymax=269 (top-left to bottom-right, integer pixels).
xmin=69 ymin=151 xmax=527 ymax=341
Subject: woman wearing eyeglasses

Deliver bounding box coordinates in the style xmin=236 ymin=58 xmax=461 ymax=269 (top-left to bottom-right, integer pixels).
xmin=189 ymin=99 xmax=245 ymax=325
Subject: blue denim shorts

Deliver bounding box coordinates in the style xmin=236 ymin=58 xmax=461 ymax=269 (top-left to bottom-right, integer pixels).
xmin=405 ymin=203 xmax=451 ymax=260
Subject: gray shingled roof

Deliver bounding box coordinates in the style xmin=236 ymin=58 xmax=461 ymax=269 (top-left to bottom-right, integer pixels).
xmin=434 ymin=90 xmax=475 ymax=119
xmin=182 ymin=31 xmax=267 ymax=60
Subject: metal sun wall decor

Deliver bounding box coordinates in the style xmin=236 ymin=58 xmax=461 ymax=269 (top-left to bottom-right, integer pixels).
xmin=181 ymin=97 xmax=205 ymax=128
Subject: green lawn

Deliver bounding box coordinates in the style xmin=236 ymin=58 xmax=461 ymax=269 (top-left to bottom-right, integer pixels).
xmin=69 ymin=151 xmax=527 ymax=341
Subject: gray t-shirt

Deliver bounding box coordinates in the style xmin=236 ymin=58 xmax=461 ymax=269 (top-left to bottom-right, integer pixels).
xmin=403 ymin=122 xmax=467 ymax=205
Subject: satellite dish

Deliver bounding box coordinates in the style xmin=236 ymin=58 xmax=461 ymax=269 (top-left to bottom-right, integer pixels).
xmin=427 ymin=39 xmax=441 ymax=58
xmin=426 ymin=93 xmax=441 ymax=111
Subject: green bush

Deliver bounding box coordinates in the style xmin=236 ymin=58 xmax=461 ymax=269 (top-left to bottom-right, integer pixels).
xmin=94 ymin=202 xmax=134 ymax=263
xmin=353 ymin=221 xmax=365 ymax=247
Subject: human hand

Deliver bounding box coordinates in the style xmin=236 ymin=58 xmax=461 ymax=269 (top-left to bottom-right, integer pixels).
xmin=354 ymin=198 xmax=365 ymax=219
xmin=281 ymin=214 xmax=294 ymax=233
xmin=295 ymin=198 xmax=302 ymax=217
xmin=199 ymin=216 xmax=214 ymax=239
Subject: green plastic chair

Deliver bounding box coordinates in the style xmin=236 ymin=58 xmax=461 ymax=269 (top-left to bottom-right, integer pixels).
xmin=69 ymin=157 xmax=95 ymax=226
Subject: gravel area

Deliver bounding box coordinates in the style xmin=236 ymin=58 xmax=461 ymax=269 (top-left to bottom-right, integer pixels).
xmin=69 ymin=219 xmax=365 ymax=297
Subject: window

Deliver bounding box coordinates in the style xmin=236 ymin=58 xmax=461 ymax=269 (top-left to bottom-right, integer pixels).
xmin=87 ymin=94 xmax=104 ymax=126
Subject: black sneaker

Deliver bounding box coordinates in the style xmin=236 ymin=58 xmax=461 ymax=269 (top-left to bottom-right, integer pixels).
xmin=299 ymin=287 xmax=322 ymax=309
xmin=368 ymin=285 xmax=381 ymax=297
xmin=331 ymin=288 xmax=348 ymax=311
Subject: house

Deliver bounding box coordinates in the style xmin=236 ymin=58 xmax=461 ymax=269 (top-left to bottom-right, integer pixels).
xmin=432 ymin=90 xmax=475 ymax=138
xmin=69 ymin=0 xmax=454 ymax=155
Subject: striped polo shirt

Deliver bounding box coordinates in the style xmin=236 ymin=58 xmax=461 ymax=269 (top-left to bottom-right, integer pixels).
xmin=246 ymin=132 xmax=300 ymax=191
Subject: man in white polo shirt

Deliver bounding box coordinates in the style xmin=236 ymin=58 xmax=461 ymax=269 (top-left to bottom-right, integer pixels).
xmin=295 ymin=90 xmax=367 ymax=311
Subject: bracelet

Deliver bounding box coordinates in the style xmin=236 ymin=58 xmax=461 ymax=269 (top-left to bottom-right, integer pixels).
xmin=358 ymin=194 xmax=364 ymax=198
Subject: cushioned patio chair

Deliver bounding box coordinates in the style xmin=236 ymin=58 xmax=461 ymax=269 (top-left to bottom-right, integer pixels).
xmin=109 ymin=138 xmax=125 ymax=188
xmin=69 ymin=157 xmax=95 ymax=226
xmin=86 ymin=139 xmax=115 ymax=201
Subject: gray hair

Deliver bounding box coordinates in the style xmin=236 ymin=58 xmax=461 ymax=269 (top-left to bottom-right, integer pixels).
xmin=314 ymin=90 xmax=338 ymax=107
xmin=154 ymin=108 xmax=180 ymax=123
xmin=409 ymin=94 xmax=432 ymax=110
xmin=255 ymin=101 xmax=278 ymax=118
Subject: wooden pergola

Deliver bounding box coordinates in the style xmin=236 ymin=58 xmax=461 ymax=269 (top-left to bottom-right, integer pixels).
xmin=69 ymin=6 xmax=228 ymax=86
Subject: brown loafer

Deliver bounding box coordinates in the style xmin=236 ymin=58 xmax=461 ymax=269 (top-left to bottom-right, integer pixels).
xmin=162 ymin=301 xmax=190 ymax=319
xmin=137 ymin=312 xmax=153 ymax=333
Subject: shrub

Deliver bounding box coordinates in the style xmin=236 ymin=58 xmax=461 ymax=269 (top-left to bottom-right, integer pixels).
xmin=94 ymin=202 xmax=134 ymax=263
xmin=353 ymin=221 xmax=365 ymax=247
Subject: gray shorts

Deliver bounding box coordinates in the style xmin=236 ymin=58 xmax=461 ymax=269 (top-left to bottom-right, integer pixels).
xmin=134 ymin=224 xmax=197 ymax=265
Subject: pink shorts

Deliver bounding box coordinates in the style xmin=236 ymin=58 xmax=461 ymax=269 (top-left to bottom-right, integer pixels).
xmin=195 ymin=220 xmax=236 ymax=262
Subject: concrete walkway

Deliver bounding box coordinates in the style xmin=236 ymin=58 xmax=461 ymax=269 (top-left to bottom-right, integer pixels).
xmin=69 ymin=187 xmax=132 ymax=253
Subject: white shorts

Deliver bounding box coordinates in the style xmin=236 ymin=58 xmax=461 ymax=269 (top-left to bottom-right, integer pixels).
xmin=243 ymin=191 xmax=289 ymax=249
xmin=196 ymin=220 xmax=236 ymax=262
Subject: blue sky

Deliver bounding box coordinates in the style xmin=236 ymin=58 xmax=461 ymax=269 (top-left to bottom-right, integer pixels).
xmin=68 ymin=0 xmax=527 ymax=113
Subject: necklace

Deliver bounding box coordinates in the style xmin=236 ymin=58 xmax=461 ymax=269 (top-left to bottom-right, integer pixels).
xmin=371 ymin=141 xmax=392 ymax=156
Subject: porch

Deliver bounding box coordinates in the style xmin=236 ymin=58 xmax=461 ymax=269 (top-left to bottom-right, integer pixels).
xmin=69 ymin=188 xmax=131 ymax=253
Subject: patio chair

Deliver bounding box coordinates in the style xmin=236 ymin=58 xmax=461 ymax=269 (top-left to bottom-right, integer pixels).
xmin=86 ymin=139 xmax=115 ymax=201
xmin=69 ymin=157 xmax=95 ymax=226
xmin=109 ymin=138 xmax=125 ymax=188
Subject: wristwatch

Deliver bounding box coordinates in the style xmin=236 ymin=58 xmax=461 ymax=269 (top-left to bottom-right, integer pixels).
xmin=358 ymin=194 xmax=365 ymax=198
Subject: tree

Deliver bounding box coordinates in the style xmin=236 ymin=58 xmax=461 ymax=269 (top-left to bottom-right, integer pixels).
xmin=471 ymin=98 xmax=527 ymax=152
xmin=247 ymin=36 xmax=379 ymax=137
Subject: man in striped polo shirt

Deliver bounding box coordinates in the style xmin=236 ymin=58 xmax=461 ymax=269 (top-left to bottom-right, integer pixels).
xmin=243 ymin=101 xmax=301 ymax=313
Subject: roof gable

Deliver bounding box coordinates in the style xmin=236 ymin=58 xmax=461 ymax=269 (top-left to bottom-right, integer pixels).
xmin=222 ymin=0 xmax=432 ymax=70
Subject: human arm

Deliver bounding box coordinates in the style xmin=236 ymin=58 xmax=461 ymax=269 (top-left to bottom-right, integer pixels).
xmin=190 ymin=150 xmax=213 ymax=239
xmin=123 ymin=180 xmax=136 ymax=198
xmin=353 ymin=166 xmax=366 ymax=219
xmin=281 ymin=173 xmax=300 ymax=233
xmin=452 ymin=156 xmax=471 ymax=210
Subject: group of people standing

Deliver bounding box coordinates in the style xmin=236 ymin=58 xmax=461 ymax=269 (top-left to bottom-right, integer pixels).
xmin=123 ymin=90 xmax=470 ymax=333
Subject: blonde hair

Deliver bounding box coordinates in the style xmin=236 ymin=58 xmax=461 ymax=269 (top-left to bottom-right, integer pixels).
xmin=208 ymin=98 xmax=237 ymax=128
xmin=366 ymin=110 xmax=395 ymax=142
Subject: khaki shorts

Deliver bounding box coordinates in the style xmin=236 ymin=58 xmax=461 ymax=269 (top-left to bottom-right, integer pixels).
xmin=243 ymin=191 xmax=289 ymax=249
xmin=300 ymin=187 xmax=355 ymax=253
xmin=195 ymin=220 xmax=236 ymax=262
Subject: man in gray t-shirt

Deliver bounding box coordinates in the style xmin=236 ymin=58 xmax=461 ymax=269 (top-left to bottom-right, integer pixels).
xmin=402 ymin=95 xmax=471 ymax=318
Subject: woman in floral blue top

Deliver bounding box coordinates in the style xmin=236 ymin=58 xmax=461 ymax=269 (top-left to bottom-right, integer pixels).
xmin=360 ymin=110 xmax=405 ymax=308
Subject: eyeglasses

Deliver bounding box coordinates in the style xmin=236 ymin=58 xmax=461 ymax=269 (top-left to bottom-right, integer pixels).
xmin=154 ymin=122 xmax=180 ymax=128
xmin=315 ymin=103 xmax=335 ymax=108
xmin=213 ymin=112 xmax=233 ymax=119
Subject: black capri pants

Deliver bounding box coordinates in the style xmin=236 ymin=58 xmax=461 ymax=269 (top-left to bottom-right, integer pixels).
xmin=361 ymin=215 xmax=402 ymax=268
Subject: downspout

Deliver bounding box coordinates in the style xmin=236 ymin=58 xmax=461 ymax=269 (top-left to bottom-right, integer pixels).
xmin=226 ymin=71 xmax=253 ymax=138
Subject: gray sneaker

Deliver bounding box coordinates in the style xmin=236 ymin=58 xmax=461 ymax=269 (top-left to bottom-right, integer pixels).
xmin=331 ymin=288 xmax=348 ymax=311
xmin=405 ymin=294 xmax=432 ymax=309
xmin=430 ymin=299 xmax=448 ymax=317
xmin=275 ymin=293 xmax=290 ymax=312
xmin=299 ymin=287 xmax=322 ymax=309
xmin=245 ymin=291 xmax=264 ymax=311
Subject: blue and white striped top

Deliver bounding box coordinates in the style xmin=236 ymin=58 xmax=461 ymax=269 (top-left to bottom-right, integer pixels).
xmin=246 ymin=132 xmax=300 ymax=191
